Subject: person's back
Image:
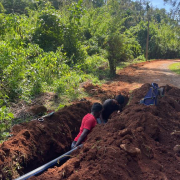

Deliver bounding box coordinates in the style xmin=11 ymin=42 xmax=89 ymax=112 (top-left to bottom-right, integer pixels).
xmin=101 ymin=95 xmax=124 ymax=123
xmin=101 ymin=99 xmax=119 ymax=123
xmin=74 ymin=113 xmax=96 ymax=142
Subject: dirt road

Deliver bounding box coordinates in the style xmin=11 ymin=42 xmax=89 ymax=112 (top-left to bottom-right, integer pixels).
xmin=103 ymin=60 xmax=180 ymax=93
xmin=136 ymin=59 xmax=180 ymax=88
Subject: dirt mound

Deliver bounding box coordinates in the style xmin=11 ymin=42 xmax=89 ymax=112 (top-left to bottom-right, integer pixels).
xmin=31 ymin=84 xmax=180 ymax=180
xmin=0 ymin=101 xmax=92 ymax=180
xmin=83 ymin=83 xmax=108 ymax=100
xmin=83 ymin=83 xmax=129 ymax=105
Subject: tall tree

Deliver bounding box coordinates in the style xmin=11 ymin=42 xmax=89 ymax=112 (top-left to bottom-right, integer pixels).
xmin=145 ymin=2 xmax=150 ymax=61
xmin=106 ymin=34 xmax=124 ymax=77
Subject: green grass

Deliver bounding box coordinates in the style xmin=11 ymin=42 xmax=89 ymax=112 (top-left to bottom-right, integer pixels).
xmin=169 ymin=62 xmax=180 ymax=74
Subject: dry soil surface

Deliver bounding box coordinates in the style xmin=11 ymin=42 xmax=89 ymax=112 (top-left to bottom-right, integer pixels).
xmin=135 ymin=59 xmax=180 ymax=88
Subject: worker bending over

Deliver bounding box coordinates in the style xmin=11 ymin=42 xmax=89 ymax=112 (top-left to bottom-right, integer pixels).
xmin=71 ymin=103 xmax=103 ymax=149
xmin=101 ymin=94 xmax=124 ymax=123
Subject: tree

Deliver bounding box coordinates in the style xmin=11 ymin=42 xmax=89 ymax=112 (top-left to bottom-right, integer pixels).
xmin=0 ymin=0 xmax=31 ymax=14
xmin=63 ymin=0 xmax=85 ymax=65
xmin=152 ymin=8 xmax=167 ymax=23
xmin=106 ymin=34 xmax=124 ymax=77
xmin=145 ymin=2 xmax=150 ymax=61
xmin=32 ymin=7 xmax=64 ymax=52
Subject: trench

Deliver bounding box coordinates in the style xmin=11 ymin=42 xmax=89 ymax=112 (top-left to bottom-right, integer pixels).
xmin=0 ymin=101 xmax=92 ymax=180
xmin=15 ymin=145 xmax=82 ymax=180
xmin=1 ymin=96 xmax=129 ymax=180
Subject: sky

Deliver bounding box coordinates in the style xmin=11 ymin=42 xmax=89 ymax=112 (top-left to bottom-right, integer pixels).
xmin=148 ymin=0 xmax=171 ymax=11
xmin=133 ymin=0 xmax=172 ymax=12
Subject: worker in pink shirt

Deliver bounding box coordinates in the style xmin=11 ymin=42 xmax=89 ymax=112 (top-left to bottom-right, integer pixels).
xmin=71 ymin=103 xmax=103 ymax=149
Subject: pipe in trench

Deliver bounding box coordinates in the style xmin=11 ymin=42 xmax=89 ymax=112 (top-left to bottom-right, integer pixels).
xmin=14 ymin=145 xmax=82 ymax=180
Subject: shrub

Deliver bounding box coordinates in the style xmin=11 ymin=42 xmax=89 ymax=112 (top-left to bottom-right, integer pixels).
xmin=0 ymin=106 xmax=14 ymax=142
xmin=33 ymin=8 xmax=64 ymax=52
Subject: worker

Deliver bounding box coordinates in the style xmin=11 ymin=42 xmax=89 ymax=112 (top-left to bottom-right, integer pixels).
xmin=101 ymin=94 xmax=125 ymax=123
xmin=71 ymin=102 xmax=103 ymax=149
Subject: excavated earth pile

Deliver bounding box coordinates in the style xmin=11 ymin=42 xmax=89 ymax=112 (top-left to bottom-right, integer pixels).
xmin=0 ymin=101 xmax=92 ymax=180
xmin=82 ymin=83 xmax=129 ymax=105
xmin=30 ymin=84 xmax=180 ymax=180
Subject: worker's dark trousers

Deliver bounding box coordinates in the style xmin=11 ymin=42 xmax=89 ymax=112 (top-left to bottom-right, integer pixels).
xmin=71 ymin=141 xmax=76 ymax=149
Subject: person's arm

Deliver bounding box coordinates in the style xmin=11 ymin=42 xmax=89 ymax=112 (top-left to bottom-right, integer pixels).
xmin=74 ymin=128 xmax=90 ymax=147
xmin=100 ymin=113 xmax=105 ymax=124
xmin=113 ymin=100 xmax=122 ymax=112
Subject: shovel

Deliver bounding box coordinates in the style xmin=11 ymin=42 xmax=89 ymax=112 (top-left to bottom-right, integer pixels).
xmin=38 ymin=112 xmax=54 ymax=121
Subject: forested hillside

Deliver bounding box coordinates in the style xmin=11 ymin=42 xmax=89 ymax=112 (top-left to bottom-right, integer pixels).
xmin=0 ymin=0 xmax=180 ymax=141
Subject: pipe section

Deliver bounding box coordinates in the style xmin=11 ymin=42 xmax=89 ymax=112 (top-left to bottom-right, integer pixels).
xmin=15 ymin=145 xmax=82 ymax=180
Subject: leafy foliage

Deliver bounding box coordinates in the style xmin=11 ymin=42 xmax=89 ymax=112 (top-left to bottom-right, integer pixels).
xmin=0 ymin=0 xmax=32 ymax=14
xmin=0 ymin=106 xmax=14 ymax=142
xmin=106 ymin=34 xmax=124 ymax=77
xmin=33 ymin=6 xmax=64 ymax=52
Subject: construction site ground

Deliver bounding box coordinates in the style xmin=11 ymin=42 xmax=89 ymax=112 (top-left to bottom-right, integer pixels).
xmin=1 ymin=59 xmax=180 ymax=180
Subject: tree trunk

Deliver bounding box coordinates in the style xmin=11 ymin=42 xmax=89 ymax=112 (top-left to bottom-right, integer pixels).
xmin=109 ymin=58 xmax=116 ymax=77
xmin=146 ymin=17 xmax=149 ymax=61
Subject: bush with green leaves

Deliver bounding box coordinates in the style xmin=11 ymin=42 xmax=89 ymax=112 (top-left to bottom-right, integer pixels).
xmin=130 ymin=20 xmax=180 ymax=59
xmin=0 ymin=42 xmax=26 ymax=100
xmin=62 ymin=0 xmax=86 ymax=65
xmin=148 ymin=22 xmax=180 ymax=59
xmin=0 ymin=106 xmax=14 ymax=142
xmin=0 ymin=0 xmax=32 ymax=14
xmin=81 ymin=54 xmax=107 ymax=73
xmin=32 ymin=7 xmax=64 ymax=52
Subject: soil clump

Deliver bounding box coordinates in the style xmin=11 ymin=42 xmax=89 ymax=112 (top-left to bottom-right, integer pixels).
xmin=30 ymin=83 xmax=180 ymax=180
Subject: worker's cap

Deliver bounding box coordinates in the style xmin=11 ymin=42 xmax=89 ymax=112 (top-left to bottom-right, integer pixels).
xmin=115 ymin=95 xmax=125 ymax=105
xmin=91 ymin=103 xmax=103 ymax=112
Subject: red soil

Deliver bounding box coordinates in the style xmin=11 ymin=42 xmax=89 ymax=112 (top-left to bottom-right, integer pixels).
xmin=0 ymin=101 xmax=92 ymax=179
xmin=30 ymin=84 xmax=180 ymax=180
xmin=82 ymin=83 xmax=129 ymax=106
